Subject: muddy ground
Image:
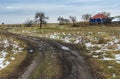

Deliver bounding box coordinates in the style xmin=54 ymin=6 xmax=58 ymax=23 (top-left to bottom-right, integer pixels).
xmin=1 ymin=31 xmax=100 ymax=79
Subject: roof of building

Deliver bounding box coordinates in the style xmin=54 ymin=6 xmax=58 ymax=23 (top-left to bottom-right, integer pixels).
xmin=91 ymin=14 xmax=108 ymax=19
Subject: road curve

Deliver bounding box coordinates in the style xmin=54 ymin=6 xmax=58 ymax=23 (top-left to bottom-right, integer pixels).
xmin=2 ymin=32 xmax=95 ymax=79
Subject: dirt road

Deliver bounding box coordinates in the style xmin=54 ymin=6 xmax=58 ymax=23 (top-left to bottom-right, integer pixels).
xmin=2 ymin=32 xmax=95 ymax=79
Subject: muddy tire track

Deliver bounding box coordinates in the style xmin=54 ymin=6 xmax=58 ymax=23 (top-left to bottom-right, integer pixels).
xmin=2 ymin=32 xmax=95 ymax=79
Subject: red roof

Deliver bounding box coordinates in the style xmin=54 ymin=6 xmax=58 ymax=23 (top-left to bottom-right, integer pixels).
xmin=91 ymin=14 xmax=107 ymax=19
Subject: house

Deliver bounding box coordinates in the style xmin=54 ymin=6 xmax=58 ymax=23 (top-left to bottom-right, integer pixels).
xmin=90 ymin=13 xmax=109 ymax=24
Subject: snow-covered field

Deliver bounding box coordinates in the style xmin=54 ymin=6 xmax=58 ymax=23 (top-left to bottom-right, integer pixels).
xmin=44 ymin=32 xmax=120 ymax=78
xmin=0 ymin=35 xmax=24 ymax=70
xmin=48 ymin=32 xmax=119 ymax=51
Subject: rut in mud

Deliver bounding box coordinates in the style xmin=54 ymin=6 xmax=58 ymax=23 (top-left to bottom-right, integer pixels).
xmin=45 ymin=40 xmax=94 ymax=79
xmin=2 ymin=32 xmax=95 ymax=79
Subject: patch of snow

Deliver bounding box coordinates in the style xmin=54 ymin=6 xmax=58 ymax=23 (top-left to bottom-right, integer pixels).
xmin=115 ymin=54 xmax=120 ymax=60
xmin=97 ymin=32 xmax=105 ymax=34
xmin=42 ymin=33 xmax=120 ymax=54
xmin=0 ymin=51 xmax=8 ymax=57
xmin=108 ymin=41 xmax=114 ymax=45
xmin=114 ymin=54 xmax=120 ymax=64
xmin=114 ymin=39 xmax=119 ymax=43
xmin=112 ymin=73 xmax=116 ymax=78
xmin=99 ymin=54 xmax=120 ymax=64
xmin=85 ymin=42 xmax=94 ymax=49
xmin=96 ymin=44 xmax=103 ymax=48
xmin=0 ymin=61 xmax=10 ymax=70
xmin=0 ymin=51 xmax=10 ymax=70
xmin=74 ymin=37 xmax=83 ymax=44
xmin=116 ymin=44 xmax=120 ymax=50
xmin=50 ymin=35 xmax=56 ymax=39
xmin=11 ymin=49 xmax=16 ymax=54
xmin=95 ymin=50 xmax=103 ymax=53
xmin=74 ymin=39 xmax=80 ymax=44
xmin=12 ymin=45 xmax=23 ymax=54
xmin=116 ymin=61 xmax=120 ymax=64
xmin=18 ymin=47 xmax=24 ymax=51
xmin=62 ymin=32 xmax=66 ymax=35
xmin=101 ymin=57 xmax=114 ymax=61
xmin=61 ymin=46 xmax=70 ymax=50
xmin=0 ymin=58 xmax=5 ymax=64
xmin=93 ymin=55 xmax=99 ymax=58
xmin=108 ymin=66 xmax=113 ymax=69
xmin=13 ymin=44 xmax=19 ymax=49
xmin=64 ymin=37 xmax=71 ymax=43
xmin=3 ymin=39 xmax=9 ymax=48
xmin=49 ymin=33 xmax=59 ymax=39
xmin=11 ymin=57 xmax=15 ymax=60
xmin=29 ymin=49 xmax=34 ymax=53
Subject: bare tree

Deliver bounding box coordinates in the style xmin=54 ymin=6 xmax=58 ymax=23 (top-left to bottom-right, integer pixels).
xmin=57 ymin=16 xmax=70 ymax=25
xmin=69 ymin=16 xmax=76 ymax=25
xmin=35 ymin=11 xmax=48 ymax=29
xmin=64 ymin=19 xmax=70 ymax=24
xmin=82 ymin=14 xmax=91 ymax=22
xmin=25 ymin=19 xmax=34 ymax=27
xmin=57 ymin=16 xmax=64 ymax=25
xmin=2 ymin=22 xmax=4 ymax=25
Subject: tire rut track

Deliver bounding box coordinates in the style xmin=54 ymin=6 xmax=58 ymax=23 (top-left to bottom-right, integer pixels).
xmin=2 ymin=32 xmax=95 ymax=79
xmin=43 ymin=40 xmax=94 ymax=79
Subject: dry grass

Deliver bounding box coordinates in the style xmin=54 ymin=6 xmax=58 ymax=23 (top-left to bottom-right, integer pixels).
xmin=0 ymin=50 xmax=27 ymax=78
xmin=5 ymin=24 xmax=120 ymax=79
xmin=0 ymin=34 xmax=27 ymax=78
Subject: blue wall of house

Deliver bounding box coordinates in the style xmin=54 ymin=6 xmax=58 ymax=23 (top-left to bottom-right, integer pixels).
xmin=90 ymin=18 xmax=105 ymax=23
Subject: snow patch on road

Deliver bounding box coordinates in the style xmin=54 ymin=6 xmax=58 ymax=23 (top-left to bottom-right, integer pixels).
xmin=61 ymin=46 xmax=70 ymax=50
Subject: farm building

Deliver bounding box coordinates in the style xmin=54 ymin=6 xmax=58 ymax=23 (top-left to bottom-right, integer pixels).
xmin=90 ymin=13 xmax=109 ymax=24
xmin=112 ymin=17 xmax=120 ymax=23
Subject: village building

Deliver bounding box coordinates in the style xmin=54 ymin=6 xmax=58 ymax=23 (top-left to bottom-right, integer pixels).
xmin=90 ymin=13 xmax=109 ymax=24
xmin=112 ymin=16 xmax=120 ymax=23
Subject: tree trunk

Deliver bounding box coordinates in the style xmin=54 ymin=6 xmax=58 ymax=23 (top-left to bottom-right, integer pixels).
xmin=40 ymin=23 xmax=42 ymax=29
xmin=73 ymin=21 xmax=74 ymax=25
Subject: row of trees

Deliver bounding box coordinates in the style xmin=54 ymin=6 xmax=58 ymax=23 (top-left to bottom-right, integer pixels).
xmin=57 ymin=14 xmax=91 ymax=26
xmin=57 ymin=16 xmax=76 ymax=25
xmin=25 ymin=11 xmax=110 ymax=28
xmin=25 ymin=12 xmax=77 ymax=28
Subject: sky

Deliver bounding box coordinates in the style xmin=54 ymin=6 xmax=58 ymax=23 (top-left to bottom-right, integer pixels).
xmin=0 ymin=0 xmax=120 ymax=24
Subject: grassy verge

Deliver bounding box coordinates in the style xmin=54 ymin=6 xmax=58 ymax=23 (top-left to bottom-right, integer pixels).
xmin=0 ymin=34 xmax=28 ymax=79
xmin=89 ymin=58 xmax=120 ymax=79
xmin=0 ymin=50 xmax=27 ymax=78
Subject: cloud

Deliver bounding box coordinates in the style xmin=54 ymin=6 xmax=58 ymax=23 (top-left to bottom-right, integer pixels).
xmin=6 ymin=6 xmax=16 ymax=9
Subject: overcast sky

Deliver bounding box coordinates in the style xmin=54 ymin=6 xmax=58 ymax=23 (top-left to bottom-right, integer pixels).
xmin=0 ymin=0 xmax=120 ymax=24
